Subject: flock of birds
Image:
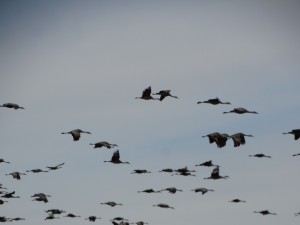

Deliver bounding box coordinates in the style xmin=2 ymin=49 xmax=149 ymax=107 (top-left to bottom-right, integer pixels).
xmin=1 ymin=86 xmax=300 ymax=224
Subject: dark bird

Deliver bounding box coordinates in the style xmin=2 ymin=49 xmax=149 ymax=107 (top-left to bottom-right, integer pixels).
xmin=1 ymin=191 xmax=20 ymax=198
xmin=5 ymin=172 xmax=26 ymax=180
xmin=223 ymin=107 xmax=258 ymax=114
xmin=158 ymin=168 xmax=173 ymax=173
xmin=90 ymin=141 xmax=118 ymax=149
xmin=161 ymin=187 xmax=182 ymax=194
xmin=10 ymin=217 xmax=25 ymax=221
xmin=230 ymin=133 xmax=253 ymax=147
xmin=229 ymin=198 xmax=246 ymax=203
xmin=254 ymin=210 xmax=277 ymax=215
xmin=204 ymin=166 xmax=229 ymax=180
xmin=249 ymin=154 xmax=271 ymax=158
xmin=0 ymin=158 xmax=10 ymax=164
xmin=0 ymin=217 xmax=11 ymax=222
xmin=135 ymin=86 xmax=159 ymax=100
xmin=104 ymin=150 xmax=130 ymax=164
xmin=197 ymin=97 xmax=231 ymax=105
xmin=174 ymin=166 xmax=196 ymax=173
xmin=153 ymin=90 xmax=179 ymax=101
xmin=46 ymin=162 xmax=65 ymax=170
xmin=295 ymin=212 xmax=300 ymax=216
xmin=0 ymin=199 xmax=8 ymax=205
xmin=61 ymin=129 xmax=91 ymax=141
xmin=26 ymin=169 xmax=48 ymax=173
xmin=202 ymin=132 xmax=231 ymax=148
xmin=283 ymin=129 xmax=300 ymax=140
xmin=0 ymin=103 xmax=24 ymax=110
xmin=110 ymin=217 xmax=128 ymax=222
xmin=63 ymin=213 xmax=81 ymax=218
xmin=172 ymin=171 xmax=196 ymax=177
xmin=85 ymin=216 xmax=101 ymax=222
xmin=130 ymin=221 xmax=149 ymax=225
xmin=45 ymin=214 xmax=60 ymax=220
xmin=45 ymin=209 xmax=66 ymax=215
xmin=195 ymin=160 xmax=217 ymax=167
xmin=153 ymin=203 xmax=174 ymax=209
xmin=131 ymin=169 xmax=151 ymax=174
xmin=100 ymin=201 xmax=123 ymax=207
xmin=31 ymin=193 xmax=51 ymax=203
xmin=138 ymin=188 xmax=161 ymax=193
xmin=191 ymin=188 xmax=214 ymax=195
xmin=292 ymin=153 xmax=300 ymax=157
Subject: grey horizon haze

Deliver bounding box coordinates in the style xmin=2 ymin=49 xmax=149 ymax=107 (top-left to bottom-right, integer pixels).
xmin=0 ymin=0 xmax=300 ymax=224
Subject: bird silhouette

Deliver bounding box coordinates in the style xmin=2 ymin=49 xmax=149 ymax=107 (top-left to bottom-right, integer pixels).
xmin=31 ymin=193 xmax=51 ymax=203
xmin=191 ymin=188 xmax=214 ymax=195
xmin=63 ymin=213 xmax=81 ymax=218
xmin=229 ymin=198 xmax=246 ymax=203
xmin=249 ymin=154 xmax=271 ymax=158
xmin=5 ymin=172 xmax=26 ymax=180
xmin=153 ymin=90 xmax=179 ymax=101
xmin=45 ymin=214 xmax=60 ymax=220
xmin=223 ymin=107 xmax=258 ymax=114
xmin=158 ymin=168 xmax=173 ymax=173
xmin=26 ymin=169 xmax=48 ymax=173
xmin=1 ymin=191 xmax=20 ymax=198
xmin=85 ymin=216 xmax=101 ymax=222
xmin=135 ymin=86 xmax=159 ymax=100
xmin=90 ymin=141 xmax=118 ymax=149
xmin=195 ymin=160 xmax=217 ymax=167
xmin=100 ymin=201 xmax=123 ymax=207
xmin=254 ymin=210 xmax=277 ymax=215
xmin=202 ymin=132 xmax=231 ymax=148
xmin=138 ymin=188 xmax=161 ymax=193
xmin=0 ymin=103 xmax=24 ymax=110
xmin=0 ymin=199 xmax=8 ymax=205
xmin=230 ymin=133 xmax=253 ymax=147
xmin=45 ymin=209 xmax=66 ymax=215
xmin=131 ymin=169 xmax=151 ymax=174
xmin=46 ymin=163 xmax=65 ymax=170
xmin=204 ymin=166 xmax=229 ymax=180
xmin=197 ymin=97 xmax=231 ymax=105
xmin=104 ymin=150 xmax=130 ymax=164
xmin=130 ymin=221 xmax=149 ymax=225
xmin=292 ymin=153 xmax=300 ymax=157
xmin=0 ymin=158 xmax=10 ymax=164
xmin=61 ymin=129 xmax=91 ymax=141
xmin=283 ymin=129 xmax=300 ymax=140
xmin=161 ymin=187 xmax=182 ymax=194
xmin=10 ymin=217 xmax=25 ymax=221
xmin=153 ymin=203 xmax=174 ymax=209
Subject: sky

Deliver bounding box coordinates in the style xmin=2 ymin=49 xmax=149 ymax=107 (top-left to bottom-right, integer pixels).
xmin=0 ymin=0 xmax=300 ymax=224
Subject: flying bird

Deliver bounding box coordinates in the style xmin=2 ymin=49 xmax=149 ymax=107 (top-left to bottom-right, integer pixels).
xmin=195 ymin=160 xmax=217 ymax=167
xmin=31 ymin=193 xmax=51 ymax=203
xmin=138 ymin=188 xmax=161 ymax=193
xmin=161 ymin=187 xmax=182 ymax=194
xmin=202 ymin=132 xmax=231 ymax=148
xmin=45 ymin=209 xmax=66 ymax=215
xmin=153 ymin=90 xmax=179 ymax=101
xmin=159 ymin=168 xmax=173 ymax=173
xmin=283 ymin=129 xmax=300 ymax=140
xmin=249 ymin=154 xmax=271 ymax=158
xmin=191 ymin=188 xmax=214 ymax=195
xmin=104 ymin=150 xmax=130 ymax=164
xmin=131 ymin=169 xmax=151 ymax=174
xmin=46 ymin=162 xmax=65 ymax=170
xmin=153 ymin=203 xmax=174 ymax=209
xmin=26 ymin=169 xmax=48 ymax=173
xmin=135 ymin=86 xmax=158 ymax=100
xmin=130 ymin=221 xmax=149 ymax=225
xmin=5 ymin=172 xmax=26 ymax=180
xmin=0 ymin=199 xmax=8 ymax=205
xmin=61 ymin=129 xmax=91 ymax=141
xmin=197 ymin=97 xmax=231 ymax=105
xmin=1 ymin=191 xmax=20 ymax=198
xmin=0 ymin=103 xmax=25 ymax=110
xmin=85 ymin=216 xmax=101 ymax=222
xmin=229 ymin=198 xmax=246 ymax=203
xmin=223 ymin=107 xmax=258 ymax=114
xmin=254 ymin=210 xmax=277 ymax=215
xmin=292 ymin=153 xmax=300 ymax=157
xmin=0 ymin=158 xmax=10 ymax=164
xmin=230 ymin=133 xmax=253 ymax=147
xmin=90 ymin=141 xmax=118 ymax=149
xmin=204 ymin=166 xmax=229 ymax=180
xmin=100 ymin=201 xmax=123 ymax=207
xmin=63 ymin=213 xmax=81 ymax=218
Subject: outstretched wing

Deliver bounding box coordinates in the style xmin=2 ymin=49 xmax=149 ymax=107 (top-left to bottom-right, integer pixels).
xmin=111 ymin=150 xmax=120 ymax=162
xmin=142 ymin=86 xmax=151 ymax=99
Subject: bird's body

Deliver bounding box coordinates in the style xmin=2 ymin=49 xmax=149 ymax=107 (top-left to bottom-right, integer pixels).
xmin=131 ymin=169 xmax=151 ymax=174
xmin=85 ymin=216 xmax=101 ymax=222
xmin=191 ymin=188 xmax=214 ymax=195
xmin=135 ymin=86 xmax=158 ymax=100
xmin=64 ymin=213 xmax=80 ymax=218
xmin=0 ymin=103 xmax=24 ymax=110
xmin=197 ymin=97 xmax=231 ymax=105
xmin=223 ymin=107 xmax=258 ymax=114
xmin=1 ymin=191 xmax=20 ymax=198
xmin=204 ymin=166 xmax=229 ymax=180
xmin=47 ymin=162 xmax=65 ymax=170
xmin=159 ymin=168 xmax=173 ymax=173
xmin=161 ymin=187 xmax=182 ymax=194
xmin=45 ymin=209 xmax=65 ymax=215
xmin=254 ymin=210 xmax=277 ymax=215
xmin=5 ymin=172 xmax=26 ymax=180
xmin=26 ymin=169 xmax=48 ymax=173
xmin=153 ymin=203 xmax=174 ymax=209
xmin=249 ymin=154 xmax=271 ymax=158
xmin=292 ymin=153 xmax=300 ymax=157
xmin=229 ymin=198 xmax=246 ymax=203
xmin=283 ymin=129 xmax=300 ymax=140
xmin=138 ymin=188 xmax=161 ymax=193
xmin=45 ymin=214 xmax=59 ymax=220
xmin=230 ymin=133 xmax=253 ymax=147
xmin=61 ymin=129 xmax=91 ymax=141
xmin=101 ymin=201 xmax=122 ymax=207
xmin=153 ymin=90 xmax=178 ymax=101
xmin=90 ymin=141 xmax=118 ymax=149
xmin=104 ymin=150 xmax=130 ymax=164
xmin=131 ymin=222 xmax=149 ymax=225
xmin=31 ymin=193 xmax=51 ymax=203
xmin=195 ymin=160 xmax=216 ymax=167
xmin=202 ymin=132 xmax=230 ymax=148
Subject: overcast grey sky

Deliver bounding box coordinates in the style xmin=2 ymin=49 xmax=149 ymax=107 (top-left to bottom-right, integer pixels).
xmin=0 ymin=0 xmax=300 ymax=224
